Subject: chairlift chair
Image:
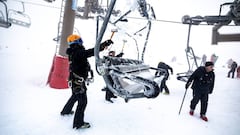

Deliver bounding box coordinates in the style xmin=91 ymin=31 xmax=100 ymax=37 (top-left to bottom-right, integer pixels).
xmin=99 ymin=56 xmax=165 ymax=102
xmin=8 ymin=1 xmax=31 ymax=27
xmin=0 ymin=0 xmax=11 ymax=28
xmin=95 ymin=0 xmax=165 ymax=102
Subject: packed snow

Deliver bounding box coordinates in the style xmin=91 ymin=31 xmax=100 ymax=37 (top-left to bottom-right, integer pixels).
xmin=0 ymin=0 xmax=240 ymax=135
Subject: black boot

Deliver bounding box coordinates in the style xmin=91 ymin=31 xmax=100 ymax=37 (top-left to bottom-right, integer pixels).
xmin=60 ymin=110 xmax=74 ymax=116
xmin=106 ymin=98 xmax=113 ymax=103
xmin=105 ymin=90 xmax=114 ymax=103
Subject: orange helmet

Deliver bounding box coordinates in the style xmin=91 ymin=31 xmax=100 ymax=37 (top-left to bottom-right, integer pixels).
xmin=67 ymin=34 xmax=83 ymax=45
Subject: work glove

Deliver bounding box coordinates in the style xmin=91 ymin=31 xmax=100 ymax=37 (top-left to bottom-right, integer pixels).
xmin=100 ymin=39 xmax=114 ymax=50
xmin=105 ymin=39 xmax=114 ymax=45
xmin=116 ymin=52 xmax=124 ymax=57
xmin=185 ymin=82 xmax=191 ymax=89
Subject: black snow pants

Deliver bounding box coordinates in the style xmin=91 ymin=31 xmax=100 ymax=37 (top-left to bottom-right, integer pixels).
xmin=228 ymin=68 xmax=236 ymax=78
xmin=160 ymin=78 xmax=169 ymax=93
xmin=190 ymin=90 xmax=209 ymax=116
xmin=105 ymin=89 xmax=115 ymax=100
xmin=61 ymin=82 xmax=87 ymax=128
xmin=104 ymin=74 xmax=116 ymax=100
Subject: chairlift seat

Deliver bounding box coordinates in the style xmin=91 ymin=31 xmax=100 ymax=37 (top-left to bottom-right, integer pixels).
xmin=117 ymin=70 xmax=153 ymax=93
xmin=8 ymin=9 xmax=31 ymax=27
xmin=176 ymin=70 xmax=193 ymax=82
xmin=103 ymin=56 xmax=164 ymax=101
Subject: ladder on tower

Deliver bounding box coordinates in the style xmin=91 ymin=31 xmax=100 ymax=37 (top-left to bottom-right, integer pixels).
xmin=53 ymin=0 xmax=66 ymax=54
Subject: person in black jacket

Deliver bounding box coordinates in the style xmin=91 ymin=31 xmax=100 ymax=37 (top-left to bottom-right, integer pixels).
xmin=227 ymin=61 xmax=238 ymax=78
xmin=185 ymin=61 xmax=215 ymax=122
xmin=155 ymin=62 xmax=173 ymax=95
xmin=60 ymin=34 xmax=113 ymax=129
xmin=102 ymin=50 xmax=124 ymax=103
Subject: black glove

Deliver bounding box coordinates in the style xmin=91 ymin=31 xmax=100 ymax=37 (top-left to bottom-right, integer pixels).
xmin=209 ymin=90 xmax=213 ymax=94
xmin=105 ymin=39 xmax=114 ymax=45
xmin=100 ymin=40 xmax=114 ymax=50
xmin=116 ymin=52 xmax=124 ymax=57
xmin=185 ymin=82 xmax=191 ymax=89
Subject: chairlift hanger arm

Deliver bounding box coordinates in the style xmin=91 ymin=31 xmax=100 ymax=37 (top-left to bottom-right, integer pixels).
xmin=0 ymin=0 xmax=11 ymax=28
xmin=95 ymin=0 xmax=117 ymax=75
xmin=176 ymin=17 xmax=199 ymax=82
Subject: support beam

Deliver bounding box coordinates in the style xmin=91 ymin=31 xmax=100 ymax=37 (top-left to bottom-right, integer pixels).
xmin=212 ymin=25 xmax=240 ymax=45
xmin=212 ymin=30 xmax=240 ymax=44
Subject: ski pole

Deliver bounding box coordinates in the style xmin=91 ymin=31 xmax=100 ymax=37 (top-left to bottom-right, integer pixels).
xmin=178 ymin=88 xmax=188 ymax=115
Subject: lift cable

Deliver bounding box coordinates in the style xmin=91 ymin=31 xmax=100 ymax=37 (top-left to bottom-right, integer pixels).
xmin=8 ymin=0 xmax=60 ymax=9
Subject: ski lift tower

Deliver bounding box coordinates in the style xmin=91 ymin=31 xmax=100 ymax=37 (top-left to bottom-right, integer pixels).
xmin=48 ymin=0 xmax=76 ymax=89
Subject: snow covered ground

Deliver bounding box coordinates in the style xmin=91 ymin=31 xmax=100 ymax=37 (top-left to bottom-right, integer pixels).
xmin=0 ymin=0 xmax=240 ymax=135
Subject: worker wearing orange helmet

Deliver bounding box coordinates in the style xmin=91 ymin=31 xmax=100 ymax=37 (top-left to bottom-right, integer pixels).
xmin=60 ymin=34 xmax=113 ymax=129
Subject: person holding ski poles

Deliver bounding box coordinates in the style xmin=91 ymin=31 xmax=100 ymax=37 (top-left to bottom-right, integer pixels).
xmin=60 ymin=34 xmax=113 ymax=129
xmin=185 ymin=61 xmax=215 ymax=122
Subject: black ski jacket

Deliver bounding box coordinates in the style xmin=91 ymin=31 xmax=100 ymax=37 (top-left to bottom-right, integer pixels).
xmin=156 ymin=62 xmax=173 ymax=80
xmin=187 ymin=66 xmax=215 ymax=94
xmin=66 ymin=40 xmax=111 ymax=80
xmin=230 ymin=62 xmax=238 ymax=72
xmin=66 ymin=45 xmax=94 ymax=80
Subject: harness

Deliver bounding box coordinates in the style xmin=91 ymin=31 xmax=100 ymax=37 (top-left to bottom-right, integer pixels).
xmin=67 ymin=48 xmax=94 ymax=94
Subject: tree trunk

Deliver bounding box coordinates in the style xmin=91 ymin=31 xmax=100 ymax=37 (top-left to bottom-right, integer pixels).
xmin=83 ymin=0 xmax=91 ymax=19
xmin=83 ymin=0 xmax=99 ymax=19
